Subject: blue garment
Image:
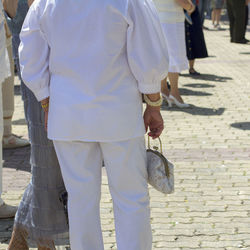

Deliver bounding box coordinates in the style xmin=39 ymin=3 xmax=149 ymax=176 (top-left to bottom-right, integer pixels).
xmin=185 ymin=7 xmax=208 ymax=60
xmin=4 ymin=0 xmax=68 ymax=247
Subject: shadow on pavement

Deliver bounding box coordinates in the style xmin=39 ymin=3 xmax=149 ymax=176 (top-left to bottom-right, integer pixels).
xmin=180 ymin=73 xmax=233 ymax=82
xmin=206 ymin=27 xmax=227 ymax=31
xmin=14 ymin=85 xmax=21 ymax=96
xmin=0 ymin=218 xmax=13 ymax=244
xmin=239 ymin=52 xmax=250 ymax=55
xmin=183 ymin=83 xmax=216 ymax=88
xmin=179 ymin=88 xmax=212 ymax=96
xmin=231 ymin=122 xmax=250 ymax=131
xmin=3 ymin=147 xmax=31 ymax=172
xmin=12 ymin=118 xmax=27 ymax=126
xmin=161 ymin=104 xmax=225 ymax=116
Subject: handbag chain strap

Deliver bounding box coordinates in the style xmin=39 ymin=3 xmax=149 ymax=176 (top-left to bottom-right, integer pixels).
xmin=147 ymin=136 xmax=163 ymax=154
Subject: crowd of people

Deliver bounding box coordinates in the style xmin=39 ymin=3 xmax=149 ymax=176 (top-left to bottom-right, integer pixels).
xmin=0 ymin=0 xmax=249 ymax=249
xmin=199 ymin=0 xmax=250 ymax=44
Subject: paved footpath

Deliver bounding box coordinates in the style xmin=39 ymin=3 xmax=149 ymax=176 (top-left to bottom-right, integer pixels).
xmin=1 ymin=21 xmax=250 ymax=250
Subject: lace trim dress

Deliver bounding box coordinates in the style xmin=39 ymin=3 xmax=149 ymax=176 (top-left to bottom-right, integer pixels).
xmin=4 ymin=0 xmax=69 ymax=247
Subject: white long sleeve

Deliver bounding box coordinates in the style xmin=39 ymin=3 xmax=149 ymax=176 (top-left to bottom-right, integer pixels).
xmin=18 ymin=0 xmax=169 ymax=142
xmin=127 ymin=0 xmax=169 ymax=93
xmin=19 ymin=3 xmax=50 ymax=101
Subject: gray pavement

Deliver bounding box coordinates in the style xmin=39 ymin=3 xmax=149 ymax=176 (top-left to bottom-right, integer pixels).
xmin=1 ymin=20 xmax=250 ymax=249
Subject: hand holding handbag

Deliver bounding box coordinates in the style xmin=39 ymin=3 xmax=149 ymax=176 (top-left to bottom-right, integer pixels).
xmin=146 ymin=136 xmax=174 ymax=194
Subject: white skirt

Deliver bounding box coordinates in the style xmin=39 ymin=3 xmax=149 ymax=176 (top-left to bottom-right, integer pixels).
xmin=161 ymin=22 xmax=188 ymax=73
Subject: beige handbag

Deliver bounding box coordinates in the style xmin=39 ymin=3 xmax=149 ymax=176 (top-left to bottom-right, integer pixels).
xmin=146 ymin=137 xmax=174 ymax=194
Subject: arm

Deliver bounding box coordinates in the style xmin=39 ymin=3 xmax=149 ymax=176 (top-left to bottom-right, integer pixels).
xmin=144 ymin=93 xmax=163 ymax=139
xmin=4 ymin=20 xmax=11 ymax=39
xmin=19 ymin=3 xmax=50 ymax=102
xmin=28 ymin=0 xmax=34 ymax=7
xmin=2 ymin=0 xmax=18 ymax=18
xmin=175 ymin=0 xmax=195 ymax=13
xmin=19 ymin=3 xmax=50 ymax=129
xmin=127 ymin=0 xmax=168 ymax=138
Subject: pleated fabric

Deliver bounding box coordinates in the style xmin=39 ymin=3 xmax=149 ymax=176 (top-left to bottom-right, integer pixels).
xmin=4 ymin=0 xmax=69 ymax=247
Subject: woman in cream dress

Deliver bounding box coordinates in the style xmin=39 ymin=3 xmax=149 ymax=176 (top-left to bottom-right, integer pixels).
xmin=154 ymin=0 xmax=195 ymax=108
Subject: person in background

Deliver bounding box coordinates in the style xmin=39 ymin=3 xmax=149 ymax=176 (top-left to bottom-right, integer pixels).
xmin=154 ymin=0 xmax=195 ymax=108
xmin=211 ymin=0 xmax=224 ymax=29
xmin=19 ymin=0 xmax=168 ymax=249
xmin=227 ymin=0 xmax=248 ymax=44
xmin=198 ymin=0 xmax=210 ymax=25
xmin=2 ymin=0 xmax=68 ymax=249
xmin=0 ymin=0 xmax=18 ymax=220
xmin=245 ymin=0 xmax=250 ymax=37
xmin=2 ymin=22 xmax=29 ymax=149
xmin=185 ymin=0 xmax=208 ymax=75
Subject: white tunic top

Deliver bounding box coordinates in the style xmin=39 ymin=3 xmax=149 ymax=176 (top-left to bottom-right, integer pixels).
xmin=0 ymin=2 xmax=10 ymax=84
xmin=19 ymin=0 xmax=169 ymax=142
xmin=154 ymin=0 xmax=185 ymax=23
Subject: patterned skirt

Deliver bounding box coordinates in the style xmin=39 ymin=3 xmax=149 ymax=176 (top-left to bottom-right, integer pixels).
xmin=13 ymin=42 xmax=69 ymax=247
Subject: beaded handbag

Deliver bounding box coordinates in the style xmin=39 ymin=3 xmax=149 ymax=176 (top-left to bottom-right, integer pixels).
xmin=146 ymin=137 xmax=174 ymax=194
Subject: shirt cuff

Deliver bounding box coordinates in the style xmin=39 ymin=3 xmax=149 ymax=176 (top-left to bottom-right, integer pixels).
xmin=33 ymin=87 xmax=50 ymax=102
xmin=138 ymin=81 xmax=161 ymax=94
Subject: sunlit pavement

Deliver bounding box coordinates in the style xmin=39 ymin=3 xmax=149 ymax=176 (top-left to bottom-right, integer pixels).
xmin=1 ymin=20 xmax=250 ymax=249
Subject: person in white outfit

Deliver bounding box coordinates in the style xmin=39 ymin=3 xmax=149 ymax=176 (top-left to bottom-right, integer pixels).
xmin=154 ymin=0 xmax=195 ymax=108
xmin=18 ymin=0 xmax=169 ymax=249
xmin=0 ymin=0 xmax=17 ymax=219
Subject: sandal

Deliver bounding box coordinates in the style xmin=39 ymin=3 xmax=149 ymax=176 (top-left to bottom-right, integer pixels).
xmin=3 ymin=134 xmax=30 ymax=149
xmin=189 ymin=69 xmax=200 ymax=75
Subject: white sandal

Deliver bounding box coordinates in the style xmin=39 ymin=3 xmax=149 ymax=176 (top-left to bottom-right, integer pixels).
xmin=2 ymin=134 xmax=30 ymax=149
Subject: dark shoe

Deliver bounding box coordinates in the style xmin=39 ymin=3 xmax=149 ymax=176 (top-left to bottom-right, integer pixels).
xmin=234 ymin=38 xmax=249 ymax=44
xmin=189 ymin=69 xmax=200 ymax=75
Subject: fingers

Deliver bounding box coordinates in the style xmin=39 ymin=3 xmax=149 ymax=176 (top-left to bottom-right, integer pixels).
xmin=148 ymin=124 xmax=164 ymax=139
xmin=144 ymin=120 xmax=148 ymax=133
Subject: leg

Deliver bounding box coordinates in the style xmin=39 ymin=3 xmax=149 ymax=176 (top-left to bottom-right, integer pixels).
xmin=161 ymin=78 xmax=169 ymax=96
xmin=0 ymin=80 xmax=17 ymax=219
xmin=168 ymin=72 xmax=183 ymax=103
xmin=212 ymin=9 xmax=216 ymax=25
xmin=189 ymin=59 xmax=195 ymax=71
xmin=232 ymin=0 xmax=246 ymax=42
xmin=189 ymin=59 xmax=200 ymax=75
xmin=53 ymin=140 xmax=104 ymax=250
xmin=2 ymin=38 xmax=29 ymax=149
xmin=245 ymin=5 xmax=249 ymax=35
xmin=216 ymin=9 xmax=222 ymax=25
xmin=2 ymin=38 xmax=14 ymax=137
xmin=227 ymin=0 xmax=234 ymax=41
xmin=8 ymin=227 xmax=29 ymax=250
xmin=37 ymin=241 xmax=55 ymax=250
xmin=100 ymin=137 xmax=152 ymax=250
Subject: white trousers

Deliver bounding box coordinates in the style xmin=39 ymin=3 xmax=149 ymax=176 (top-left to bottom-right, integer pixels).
xmin=53 ymin=137 xmax=152 ymax=250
